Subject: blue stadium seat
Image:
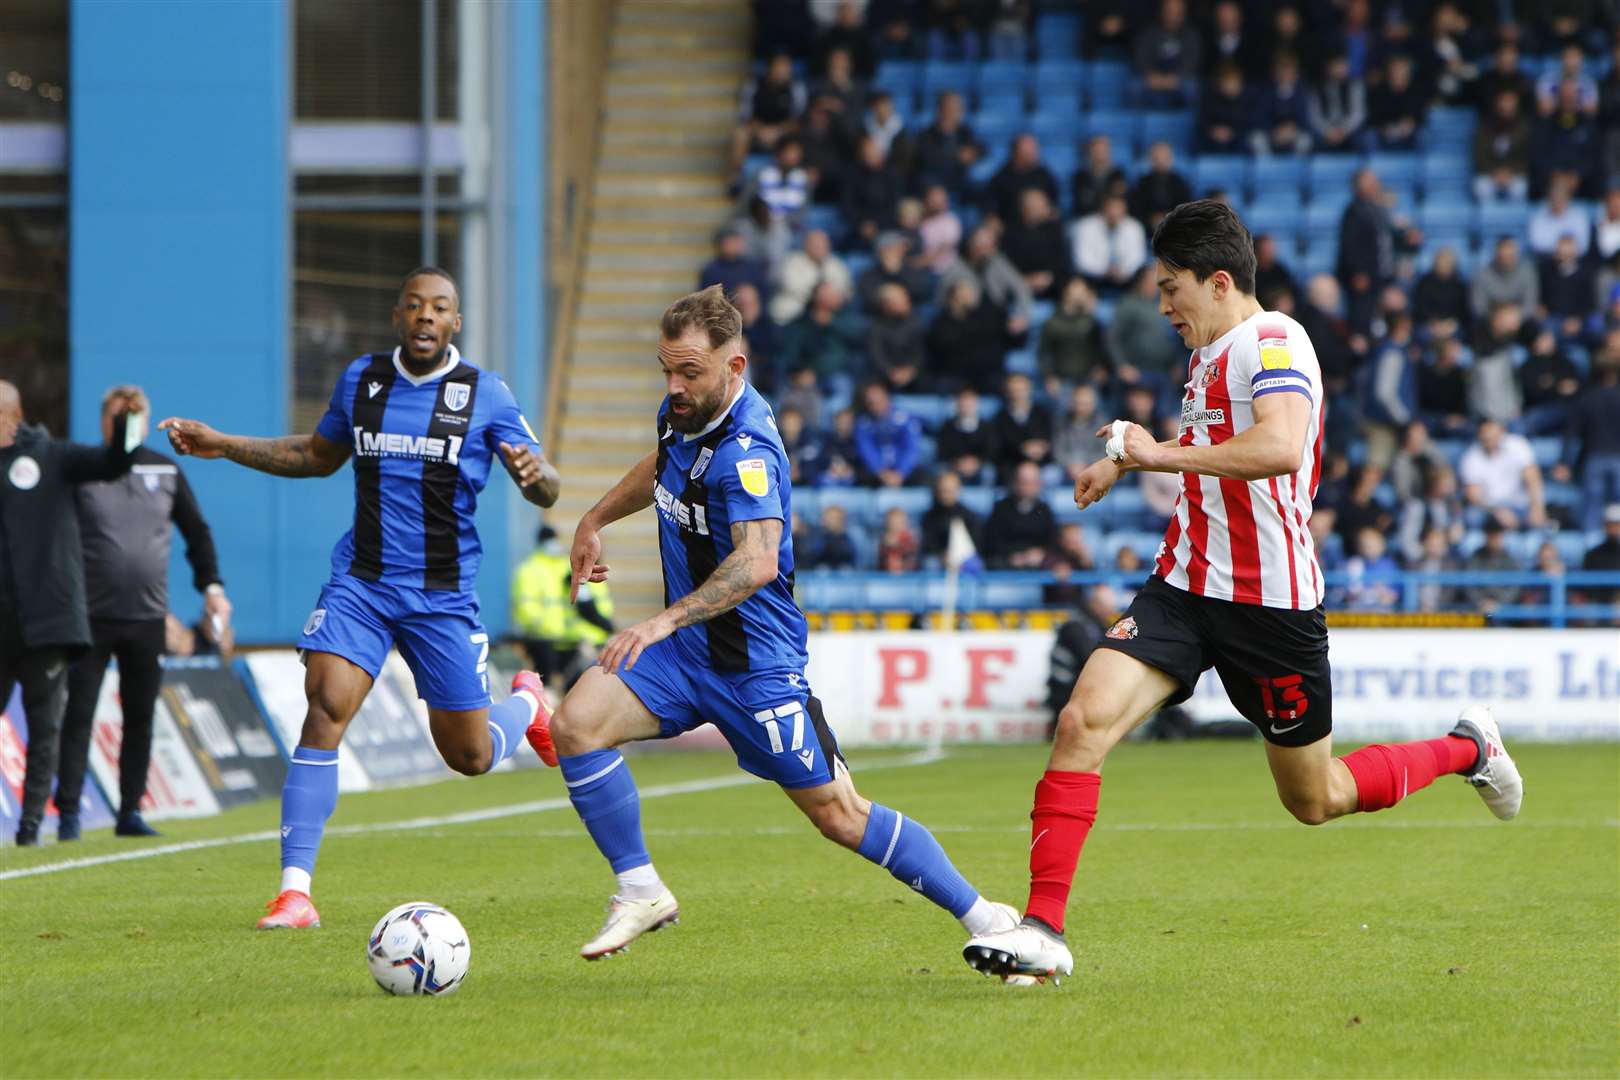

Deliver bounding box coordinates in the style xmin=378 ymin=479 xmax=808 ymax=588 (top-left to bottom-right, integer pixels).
xmin=1047 ymin=490 xmax=1084 ymax=523
xmin=958 ymin=487 xmax=996 ymax=517
xmin=1253 ymin=189 xmax=1306 ymax=213
xmin=893 ymin=394 xmax=953 ymax=428
xmin=968 ymin=153 xmax=1006 ymax=185
xmin=863 ymin=576 xmax=927 ymax=611
xmin=874 ymin=487 xmax=934 ymax=518
xmin=1192 ymin=155 xmax=1248 ymax=199
xmin=1424 ymin=106 xmax=1477 ymax=143
xmin=1032 ymin=86 xmax=1083 ymax=120
xmin=1418 ymin=200 xmax=1474 ymax=232
xmin=873 ymin=61 xmax=924 ymax=111
xmin=1085 ymin=61 xmax=1132 ymax=108
xmin=1306 ymin=155 xmax=1362 ymax=194
xmin=923 ymin=62 xmax=977 ymax=100
xmin=978 ymin=61 xmax=1029 ymax=94
xmin=1006 ymin=346 xmax=1038 ymax=375
xmin=1032 ymin=59 xmax=1087 ymax=94
xmin=979 ymin=575 xmax=1046 ymax=608
xmin=1027 ymin=112 xmax=1081 ymax=145
xmin=1308 ymin=186 xmax=1353 ymax=219
xmin=1367 ymin=152 xmax=1420 ymax=187
xmin=1140 ymin=110 xmax=1196 ymax=154
xmin=1530 ymin=437 xmax=1562 ymax=468
xmin=795 ymin=489 xmax=821 ymax=522
xmin=1299 ymin=242 xmax=1338 ymax=278
xmin=1244 ymin=203 xmax=1301 ymax=238
xmin=978 ymin=87 xmax=1026 ymax=116
xmin=974 ymin=111 xmax=1024 ymax=147
xmin=1420 ymin=148 xmax=1472 ymax=191
xmin=1034 ymin=12 xmax=1082 ymax=58
xmin=1043 ymin=143 xmax=1079 ymax=179
xmin=1252 ymin=156 xmax=1305 ymax=199
xmin=1478 ymin=200 xmax=1532 ymax=240
xmin=1083 ymin=110 xmax=1139 ymax=157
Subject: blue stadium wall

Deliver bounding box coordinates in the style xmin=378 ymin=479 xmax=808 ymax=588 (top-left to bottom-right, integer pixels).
xmin=67 ymin=0 xmax=546 ymax=643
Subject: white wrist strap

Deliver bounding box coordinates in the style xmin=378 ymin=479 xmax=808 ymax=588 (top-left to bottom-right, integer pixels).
xmin=1105 ymin=420 xmax=1129 ymax=463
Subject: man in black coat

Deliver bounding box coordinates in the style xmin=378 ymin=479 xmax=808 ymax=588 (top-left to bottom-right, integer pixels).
xmin=984 ymin=461 xmax=1056 ymax=568
xmin=0 ymin=380 xmax=140 ymax=845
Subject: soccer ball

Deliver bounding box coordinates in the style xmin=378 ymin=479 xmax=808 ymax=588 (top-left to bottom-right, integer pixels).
xmin=366 ymin=901 xmax=471 ymax=996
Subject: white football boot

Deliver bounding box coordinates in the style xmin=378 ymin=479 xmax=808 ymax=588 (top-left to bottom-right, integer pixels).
xmin=579 ymin=888 xmax=680 ymax=961
xmin=981 ymin=902 xmax=1042 ymax=986
xmin=963 ymin=917 xmax=1074 ymax=984
xmin=1451 ymin=705 xmax=1523 ymax=820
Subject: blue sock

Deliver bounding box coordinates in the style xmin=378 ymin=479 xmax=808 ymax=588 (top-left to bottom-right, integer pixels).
xmin=280 ymin=747 xmax=339 ymax=876
xmin=857 ymin=802 xmax=980 ymax=918
xmin=481 ymin=694 xmax=532 ymax=772
xmin=559 ymin=750 xmax=650 ymax=873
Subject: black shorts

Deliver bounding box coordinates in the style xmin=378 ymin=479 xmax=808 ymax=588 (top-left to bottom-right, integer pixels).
xmin=1096 ymin=575 xmax=1333 ymax=747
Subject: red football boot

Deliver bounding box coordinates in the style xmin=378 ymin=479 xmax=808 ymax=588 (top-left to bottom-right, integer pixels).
xmin=256 ymin=889 xmax=321 ymax=930
xmin=515 ymin=671 xmax=558 ymax=767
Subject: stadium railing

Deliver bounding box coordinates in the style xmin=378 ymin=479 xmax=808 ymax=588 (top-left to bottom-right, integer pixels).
xmin=794 ymin=570 xmax=1620 ymax=627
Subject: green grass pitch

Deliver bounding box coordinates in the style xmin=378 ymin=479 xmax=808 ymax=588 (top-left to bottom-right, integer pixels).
xmin=3 ymin=741 xmax=1616 ymax=1078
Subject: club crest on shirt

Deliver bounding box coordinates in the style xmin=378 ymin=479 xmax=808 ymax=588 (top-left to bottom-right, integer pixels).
xmin=690 ymin=446 xmax=714 ymax=480
xmin=736 ymin=458 xmax=769 ymax=497
xmin=1106 ymin=616 xmax=1139 ymax=640
xmin=1198 ymin=359 xmax=1223 ymax=388
xmin=442 ymin=382 xmax=470 ymax=412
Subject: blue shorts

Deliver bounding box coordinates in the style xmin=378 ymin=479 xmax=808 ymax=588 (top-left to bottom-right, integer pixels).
xmin=298 ymin=574 xmax=492 ymax=711
xmin=615 ymin=637 xmax=844 ymax=789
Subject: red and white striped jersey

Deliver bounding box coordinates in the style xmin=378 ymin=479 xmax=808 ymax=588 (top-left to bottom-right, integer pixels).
xmin=1153 ymin=310 xmax=1325 ymax=610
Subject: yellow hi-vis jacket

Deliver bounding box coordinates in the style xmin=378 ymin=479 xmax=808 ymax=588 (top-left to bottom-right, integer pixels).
xmin=512 ymin=551 xmax=616 ymax=647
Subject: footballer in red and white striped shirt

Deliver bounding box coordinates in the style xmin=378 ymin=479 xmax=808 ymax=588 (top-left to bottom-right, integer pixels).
xmin=963 ymin=201 xmax=1524 ymax=985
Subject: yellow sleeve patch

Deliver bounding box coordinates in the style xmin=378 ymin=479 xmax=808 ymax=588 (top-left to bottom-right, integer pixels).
xmin=1260 ymin=344 xmax=1292 ymax=370
xmin=735 ymin=458 xmax=769 ymax=497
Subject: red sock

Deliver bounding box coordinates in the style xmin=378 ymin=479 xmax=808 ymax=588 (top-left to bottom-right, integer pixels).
xmin=1341 ymin=735 xmax=1479 ymax=812
xmin=1025 ymin=770 xmax=1101 ymax=934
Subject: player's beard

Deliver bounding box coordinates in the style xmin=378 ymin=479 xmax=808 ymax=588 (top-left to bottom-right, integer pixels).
xmin=666 ymin=380 xmax=730 ymax=434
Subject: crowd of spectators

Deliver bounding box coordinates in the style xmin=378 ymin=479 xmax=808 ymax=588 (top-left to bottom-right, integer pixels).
xmin=704 ymin=0 xmax=1620 ymax=618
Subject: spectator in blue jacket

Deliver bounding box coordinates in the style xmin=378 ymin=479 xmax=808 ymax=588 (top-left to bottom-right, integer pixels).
xmin=853 ymin=380 xmax=922 ymax=488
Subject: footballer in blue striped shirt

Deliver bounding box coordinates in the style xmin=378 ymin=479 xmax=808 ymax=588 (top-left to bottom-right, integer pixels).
xmin=525 ymin=285 xmax=1022 ymax=963
xmin=161 ymin=266 xmax=561 ymax=930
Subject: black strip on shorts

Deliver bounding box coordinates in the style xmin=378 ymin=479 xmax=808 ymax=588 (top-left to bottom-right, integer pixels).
xmin=806 ymin=695 xmax=847 ymax=770
xmin=421 ymin=364 xmax=479 ymax=590
xmin=347 ymin=354 xmax=395 ymax=581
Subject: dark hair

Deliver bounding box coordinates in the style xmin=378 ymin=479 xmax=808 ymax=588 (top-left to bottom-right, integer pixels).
xmin=1150 ymin=199 xmax=1257 ymax=296
xmin=401 ymin=265 xmax=458 ymax=302
xmin=661 ymin=284 xmax=742 ymax=349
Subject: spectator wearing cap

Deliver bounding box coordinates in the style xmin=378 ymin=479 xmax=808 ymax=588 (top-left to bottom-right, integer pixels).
xmin=1132 ymin=0 xmax=1203 ymax=110
xmin=1459 ymin=418 xmax=1547 ymax=530
xmin=1199 ymin=62 xmax=1253 ymax=155
xmin=1071 ymin=134 xmax=1129 ymax=220
xmin=855 ymin=231 xmax=932 ymax=315
xmin=920 ymin=469 xmax=985 ymax=564
xmin=1128 ymin=142 xmax=1193 ymax=232
xmin=698 ymin=227 xmax=769 ymax=300
xmin=1072 ymin=192 xmax=1148 ymax=292
xmin=1250 ymin=50 xmax=1313 ymax=156
xmin=1473 ymin=88 xmax=1533 ymax=202
xmin=1528 ymin=177 xmax=1591 ymax=258
xmin=770 ymin=229 xmax=852 ymax=324
xmin=985 ymin=461 xmax=1057 ymax=568
xmin=1471 ymin=236 xmax=1539 ymax=320
xmin=983 ymin=133 xmax=1061 ymax=227
xmin=854 ymin=381 xmax=923 ymax=488
xmin=1565 ymin=353 xmax=1620 ymax=532
xmin=0 ymin=381 xmax=140 ymax=845
xmin=866 ymin=283 xmax=926 ymax=392
xmin=1001 ymin=188 xmax=1072 ymax=302
xmin=910 ymin=91 xmax=983 ymax=201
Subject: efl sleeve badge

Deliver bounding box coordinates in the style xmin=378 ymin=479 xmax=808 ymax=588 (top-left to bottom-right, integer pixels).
xmin=735 ymin=458 xmax=770 ymax=497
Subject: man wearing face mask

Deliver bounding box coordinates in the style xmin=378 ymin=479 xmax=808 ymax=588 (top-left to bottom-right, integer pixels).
xmin=0 ymin=379 xmax=141 ymax=846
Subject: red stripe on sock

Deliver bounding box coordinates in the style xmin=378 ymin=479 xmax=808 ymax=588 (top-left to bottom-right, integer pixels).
xmin=1025 ymin=770 xmax=1101 ymax=934
xmin=1342 ymin=736 xmax=1476 ymax=813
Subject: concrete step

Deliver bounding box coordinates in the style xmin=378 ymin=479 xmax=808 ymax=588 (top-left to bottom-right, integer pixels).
xmin=589 ymin=222 xmax=717 ymax=246
xmin=607 ymin=70 xmax=739 ymax=92
xmin=586 ymin=248 xmax=710 ymax=272
xmin=581 ymin=269 xmax=695 ymax=292
xmin=598 ymin=151 xmax=729 ymax=174
xmin=574 ymin=320 xmax=661 ymax=342
xmin=611 ymin=43 xmax=748 ymax=63
xmin=592 ymin=195 xmax=733 ymax=220
xmin=563 ymin=397 xmax=663 ymax=417
xmin=595 ymin=173 xmax=728 ymax=198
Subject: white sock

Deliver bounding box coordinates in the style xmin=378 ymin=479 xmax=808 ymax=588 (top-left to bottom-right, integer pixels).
xmin=958 ymin=896 xmax=1009 ymax=936
xmin=616 ymin=863 xmax=664 ymax=900
xmin=513 ymin=689 xmax=540 ymax=718
xmin=281 ymin=866 xmax=312 ymax=896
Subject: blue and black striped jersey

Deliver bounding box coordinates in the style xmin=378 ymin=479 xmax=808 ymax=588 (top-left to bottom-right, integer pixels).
xmin=653 ymin=382 xmax=807 ymax=673
xmin=315 ymin=346 xmax=541 ymax=593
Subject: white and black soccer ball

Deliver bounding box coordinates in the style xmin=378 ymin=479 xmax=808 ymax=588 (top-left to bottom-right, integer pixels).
xmin=366 ymin=901 xmax=471 ymax=996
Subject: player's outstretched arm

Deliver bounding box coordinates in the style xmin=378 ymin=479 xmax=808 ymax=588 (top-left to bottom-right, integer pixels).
xmin=596 ymin=517 xmax=781 ymax=673
xmin=159 ymin=418 xmax=351 ymax=478
xmin=1102 ymin=393 xmax=1310 ymax=482
xmin=498 ymin=441 xmax=561 ymax=508
xmin=569 ymin=451 xmax=658 ymax=601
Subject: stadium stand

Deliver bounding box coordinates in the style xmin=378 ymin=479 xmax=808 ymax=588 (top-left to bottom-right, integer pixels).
xmin=715 ymin=0 xmax=1620 ymax=626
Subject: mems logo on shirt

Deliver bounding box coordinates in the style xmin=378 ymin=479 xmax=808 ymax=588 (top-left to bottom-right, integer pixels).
xmin=353 ymin=427 xmax=464 ymax=465
xmin=654 ymin=480 xmax=710 ymax=536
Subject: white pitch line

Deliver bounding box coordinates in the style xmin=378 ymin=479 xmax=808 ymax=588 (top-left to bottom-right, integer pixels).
xmin=0 ymin=748 xmax=947 ymax=883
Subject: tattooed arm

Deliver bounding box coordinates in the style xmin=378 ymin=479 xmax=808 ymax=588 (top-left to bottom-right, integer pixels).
xmin=160 ymin=418 xmax=351 ymax=478
xmin=596 ymin=518 xmax=782 ymax=672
